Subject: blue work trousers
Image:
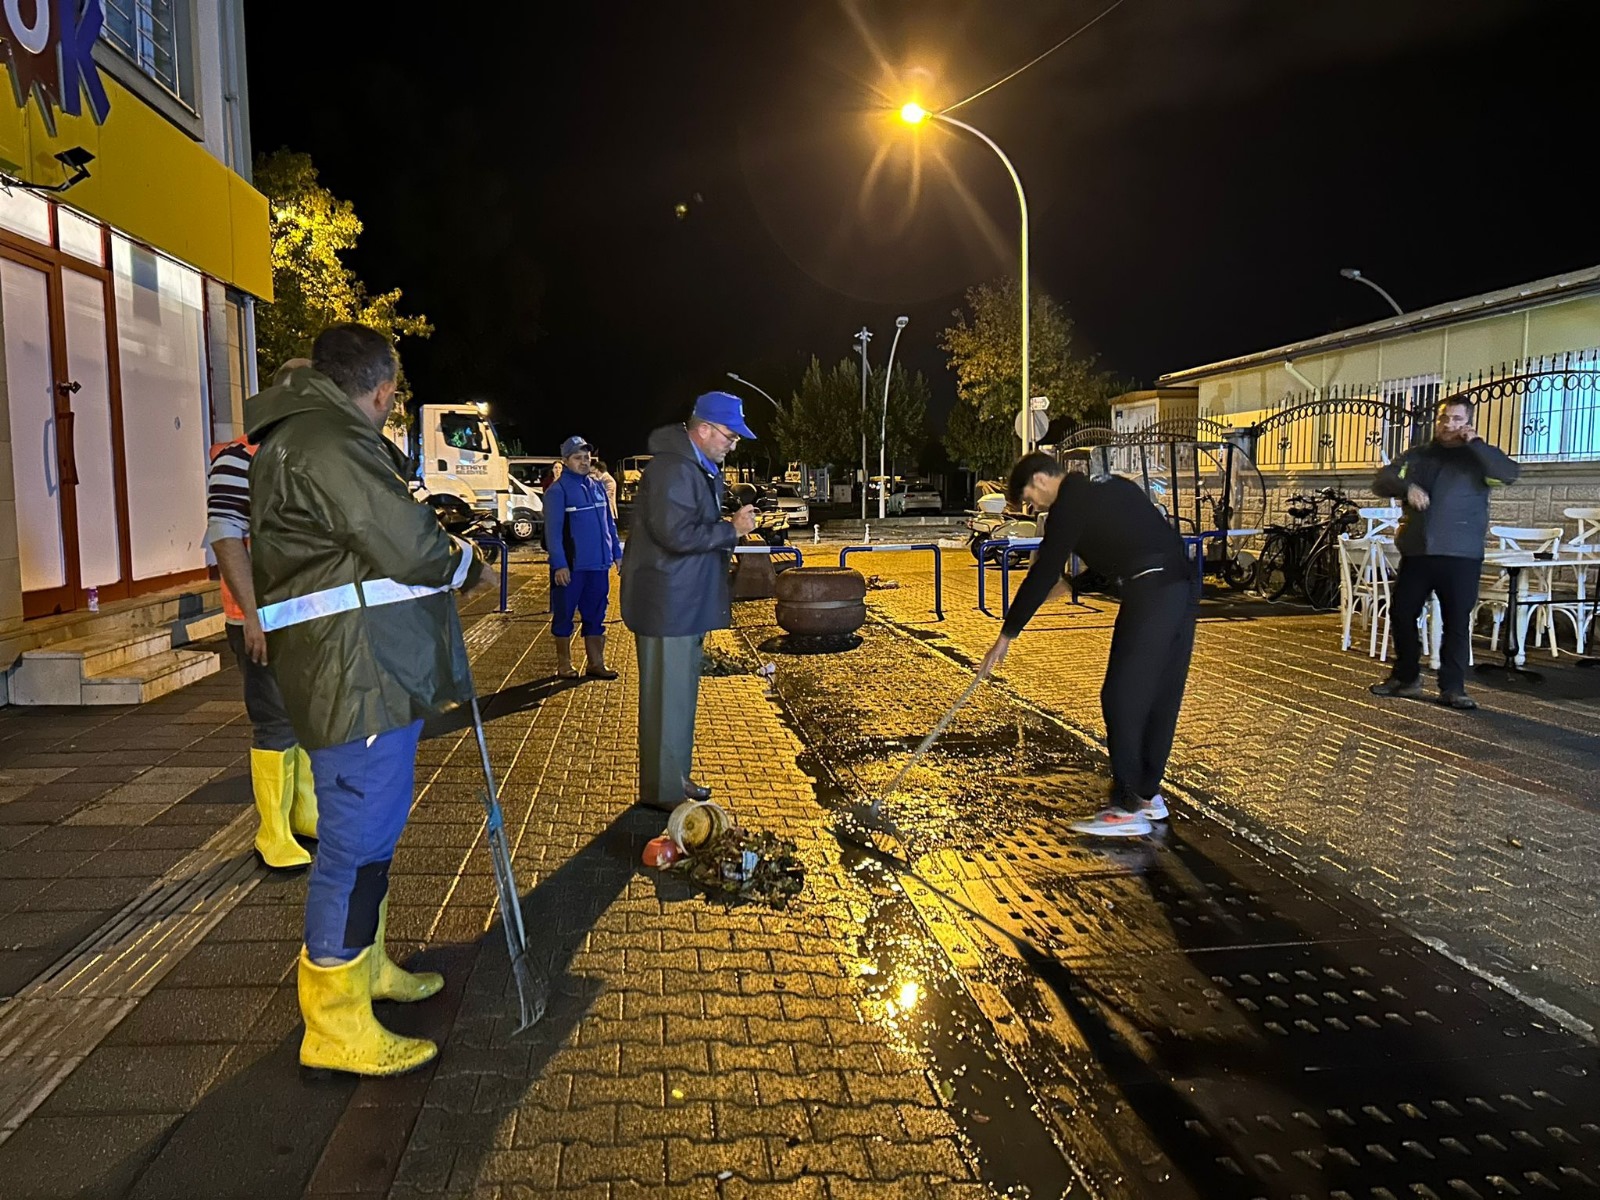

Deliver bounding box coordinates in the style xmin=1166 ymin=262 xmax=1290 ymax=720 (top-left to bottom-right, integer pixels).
xmin=304 ymin=719 xmax=424 ymax=962
xmin=551 ymin=568 xmax=610 ymax=638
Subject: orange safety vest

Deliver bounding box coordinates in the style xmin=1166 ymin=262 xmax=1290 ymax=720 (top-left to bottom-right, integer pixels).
xmin=209 ymin=438 xmax=259 ymax=623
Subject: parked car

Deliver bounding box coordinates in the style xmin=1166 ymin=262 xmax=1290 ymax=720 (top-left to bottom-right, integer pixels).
xmin=887 ymin=483 xmax=942 ymax=515
xmin=766 ymin=484 xmax=810 ymax=528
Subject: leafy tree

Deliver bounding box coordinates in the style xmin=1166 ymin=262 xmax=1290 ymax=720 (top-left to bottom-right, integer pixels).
xmin=775 ymin=356 xmax=930 ymax=477
xmin=254 ymin=149 xmax=433 ymax=403
xmin=940 ymin=277 xmax=1102 ymax=472
xmin=942 ymin=400 xmax=1016 ymax=478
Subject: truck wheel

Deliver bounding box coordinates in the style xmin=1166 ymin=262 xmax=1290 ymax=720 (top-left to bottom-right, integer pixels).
xmin=508 ymin=511 xmax=537 ymax=542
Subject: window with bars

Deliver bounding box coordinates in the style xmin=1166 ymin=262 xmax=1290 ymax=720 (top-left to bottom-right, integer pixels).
xmin=103 ymin=0 xmax=190 ymax=104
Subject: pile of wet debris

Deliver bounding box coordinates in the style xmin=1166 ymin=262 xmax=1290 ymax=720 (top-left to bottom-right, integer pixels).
xmin=642 ymin=800 xmax=805 ymax=908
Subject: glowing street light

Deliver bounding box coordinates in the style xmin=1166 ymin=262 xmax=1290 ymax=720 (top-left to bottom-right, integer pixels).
xmin=899 ymin=101 xmax=1033 ymax=452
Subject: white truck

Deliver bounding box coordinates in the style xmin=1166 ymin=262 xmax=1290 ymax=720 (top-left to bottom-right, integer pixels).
xmin=387 ymin=404 xmax=542 ymax=541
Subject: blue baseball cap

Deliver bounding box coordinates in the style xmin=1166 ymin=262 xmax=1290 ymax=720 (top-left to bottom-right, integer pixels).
xmin=559 ymin=435 xmax=592 ymax=456
xmin=691 ymin=391 xmax=757 ymax=440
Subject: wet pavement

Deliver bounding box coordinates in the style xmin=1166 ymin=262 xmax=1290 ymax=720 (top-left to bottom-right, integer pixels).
xmin=734 ymin=598 xmax=1600 ymax=1198
xmin=0 ymin=550 xmax=1595 ymax=1198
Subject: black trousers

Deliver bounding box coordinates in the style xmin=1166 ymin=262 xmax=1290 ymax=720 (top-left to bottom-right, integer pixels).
xmin=1102 ymin=571 xmax=1197 ymax=811
xmin=1389 ymin=554 xmax=1481 ymax=695
xmin=225 ymin=623 xmax=297 ymax=751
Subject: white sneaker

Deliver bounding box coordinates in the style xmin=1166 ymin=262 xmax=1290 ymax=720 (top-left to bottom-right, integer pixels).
xmin=1139 ymin=794 xmax=1169 ymax=821
xmin=1070 ymin=807 xmax=1153 ymax=838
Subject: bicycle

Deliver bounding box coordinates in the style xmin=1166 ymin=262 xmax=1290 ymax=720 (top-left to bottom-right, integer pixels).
xmin=1254 ymin=488 xmax=1359 ymax=608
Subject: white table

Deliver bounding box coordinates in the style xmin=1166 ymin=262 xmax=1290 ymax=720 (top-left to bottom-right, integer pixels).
xmin=1478 ymin=549 xmax=1600 ymax=678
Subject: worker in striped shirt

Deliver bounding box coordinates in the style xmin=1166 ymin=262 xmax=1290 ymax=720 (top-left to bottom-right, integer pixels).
xmin=206 ymin=358 xmax=321 ymax=869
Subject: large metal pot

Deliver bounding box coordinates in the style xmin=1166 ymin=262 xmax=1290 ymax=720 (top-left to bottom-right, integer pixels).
xmin=774 ymin=567 xmax=867 ymax=636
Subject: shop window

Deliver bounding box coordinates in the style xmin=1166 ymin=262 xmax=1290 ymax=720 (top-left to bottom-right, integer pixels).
xmin=56 ymin=208 xmax=106 ymax=265
xmin=104 ymin=0 xmax=194 ymax=107
xmin=0 ymin=185 xmax=50 ymax=244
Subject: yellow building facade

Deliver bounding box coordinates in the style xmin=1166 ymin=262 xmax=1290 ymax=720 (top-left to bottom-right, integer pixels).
xmin=0 ymin=0 xmax=268 ymax=640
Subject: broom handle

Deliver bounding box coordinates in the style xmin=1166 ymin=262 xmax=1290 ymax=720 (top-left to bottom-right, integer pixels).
xmin=874 ymin=675 xmax=985 ymax=809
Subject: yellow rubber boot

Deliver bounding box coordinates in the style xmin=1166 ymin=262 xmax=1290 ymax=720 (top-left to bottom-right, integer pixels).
xmin=251 ymin=748 xmax=311 ymax=870
xmin=288 ymin=745 xmax=320 ymax=841
xmin=298 ymin=947 xmax=438 ymax=1076
xmin=371 ymin=896 xmax=444 ymax=1003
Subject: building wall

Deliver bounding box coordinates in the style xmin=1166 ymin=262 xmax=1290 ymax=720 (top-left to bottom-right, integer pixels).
xmin=1197 ymin=294 xmax=1600 ymax=423
xmin=0 ymin=2 xmax=267 ymax=647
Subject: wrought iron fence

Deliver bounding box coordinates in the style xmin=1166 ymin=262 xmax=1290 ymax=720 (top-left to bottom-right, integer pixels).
xmin=1068 ymin=351 xmax=1600 ymax=475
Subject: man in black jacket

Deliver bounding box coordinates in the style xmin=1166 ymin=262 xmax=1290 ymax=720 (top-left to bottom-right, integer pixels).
xmin=1370 ymin=398 xmax=1519 ymax=710
xmin=978 ymin=453 xmax=1196 ymax=837
xmin=620 ymin=394 xmax=758 ymax=811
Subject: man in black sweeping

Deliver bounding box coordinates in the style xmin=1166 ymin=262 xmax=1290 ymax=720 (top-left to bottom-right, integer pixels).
xmin=978 ymin=452 xmax=1197 ymax=837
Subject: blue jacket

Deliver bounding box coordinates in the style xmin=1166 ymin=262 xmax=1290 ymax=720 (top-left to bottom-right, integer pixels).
xmin=545 ymin=471 xmax=622 ymax=573
xmin=1373 ymin=438 xmax=1520 ymax=559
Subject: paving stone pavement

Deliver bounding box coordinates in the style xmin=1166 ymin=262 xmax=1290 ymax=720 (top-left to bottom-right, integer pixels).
xmin=851 ymin=550 xmax=1600 ymax=1034
xmin=0 ymin=562 xmax=1003 ymax=1200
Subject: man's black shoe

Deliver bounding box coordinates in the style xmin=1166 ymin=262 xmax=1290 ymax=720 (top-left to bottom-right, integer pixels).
xmin=1369 ymin=677 xmax=1426 ymax=699
xmin=1440 ymin=690 xmax=1478 ymax=710
xmin=683 ymin=781 xmax=712 ymax=802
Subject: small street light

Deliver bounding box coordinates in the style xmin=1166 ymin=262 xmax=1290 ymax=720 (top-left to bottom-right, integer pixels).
xmin=1339 ymin=268 xmax=1404 ymax=317
xmin=725 ymin=372 xmax=782 ymax=410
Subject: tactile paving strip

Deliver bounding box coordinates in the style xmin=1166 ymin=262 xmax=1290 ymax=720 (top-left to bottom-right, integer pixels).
xmin=919 ymin=818 xmax=1600 ymax=1197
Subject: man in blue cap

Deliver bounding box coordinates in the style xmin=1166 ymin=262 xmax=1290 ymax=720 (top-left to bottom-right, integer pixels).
xmin=621 ymin=393 xmax=759 ymax=810
xmin=545 ymin=435 xmax=624 ymax=679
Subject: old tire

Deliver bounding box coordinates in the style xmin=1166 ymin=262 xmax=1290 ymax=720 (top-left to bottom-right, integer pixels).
xmin=774 ymin=567 xmax=867 ymax=636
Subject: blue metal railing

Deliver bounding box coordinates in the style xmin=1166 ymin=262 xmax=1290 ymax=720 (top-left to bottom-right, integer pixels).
xmin=733 ymin=544 xmax=804 ymax=569
xmin=838 ymin=543 xmax=943 ymax=620
xmin=975 ymin=537 xmax=1041 ymax=618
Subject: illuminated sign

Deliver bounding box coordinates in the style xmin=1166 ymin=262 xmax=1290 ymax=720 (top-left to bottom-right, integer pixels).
xmin=1 ymin=0 xmax=111 ymax=135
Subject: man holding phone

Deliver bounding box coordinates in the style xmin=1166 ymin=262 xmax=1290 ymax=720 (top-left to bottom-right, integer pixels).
xmin=1370 ymin=397 xmax=1519 ymax=710
xmin=620 ymin=393 xmax=759 ymax=811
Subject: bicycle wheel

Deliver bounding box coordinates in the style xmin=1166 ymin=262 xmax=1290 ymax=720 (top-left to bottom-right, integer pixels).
xmin=1303 ymin=535 xmax=1343 ymax=611
xmin=1256 ymin=533 xmax=1291 ymax=600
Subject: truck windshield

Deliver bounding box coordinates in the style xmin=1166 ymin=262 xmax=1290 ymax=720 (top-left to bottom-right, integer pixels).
xmin=441 ymin=413 xmax=491 ymax=453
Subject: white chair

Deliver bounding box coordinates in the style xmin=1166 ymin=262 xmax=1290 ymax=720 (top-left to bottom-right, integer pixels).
xmin=1476 ymin=526 xmax=1563 ymax=660
xmin=1550 ymin=507 xmax=1599 ymax=652
xmin=1358 ymin=506 xmax=1402 ymax=538
xmin=1338 ymin=535 xmax=1393 ymax=658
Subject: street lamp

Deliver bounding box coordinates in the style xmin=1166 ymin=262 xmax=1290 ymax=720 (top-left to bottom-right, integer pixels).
xmin=901 ymin=102 xmax=1033 ymax=452
xmin=725 ymin=372 xmax=782 ymax=410
xmin=853 ymin=326 xmax=873 ymax=520
xmin=878 ymin=316 xmax=909 ymax=519
xmin=1339 ymin=268 xmax=1403 ymax=317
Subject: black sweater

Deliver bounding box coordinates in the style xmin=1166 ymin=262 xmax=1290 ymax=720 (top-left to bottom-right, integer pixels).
xmin=1002 ymin=474 xmax=1189 ymax=637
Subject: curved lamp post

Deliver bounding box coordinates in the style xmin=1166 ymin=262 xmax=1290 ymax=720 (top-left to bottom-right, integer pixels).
xmin=878 ymin=316 xmax=909 ymax=518
xmin=900 ymin=102 xmax=1032 ymax=452
xmin=1339 ymin=268 xmax=1403 ymax=317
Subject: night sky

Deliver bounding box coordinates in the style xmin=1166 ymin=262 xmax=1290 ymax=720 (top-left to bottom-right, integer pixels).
xmin=244 ymin=0 xmax=1597 ymax=458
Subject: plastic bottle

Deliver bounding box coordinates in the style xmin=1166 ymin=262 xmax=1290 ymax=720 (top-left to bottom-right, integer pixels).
xmin=87 ymin=587 xmax=99 ymax=613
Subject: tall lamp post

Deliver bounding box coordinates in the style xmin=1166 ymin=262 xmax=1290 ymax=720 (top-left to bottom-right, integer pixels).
xmin=900 ymin=102 xmax=1033 ymax=452
xmin=1339 ymin=268 xmax=1403 ymax=317
xmin=853 ymin=326 xmax=873 ymax=520
xmin=878 ymin=316 xmax=909 ymax=518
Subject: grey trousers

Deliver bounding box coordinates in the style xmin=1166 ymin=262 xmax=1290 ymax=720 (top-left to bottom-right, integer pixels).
xmin=635 ymin=633 xmax=703 ymax=804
